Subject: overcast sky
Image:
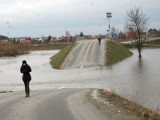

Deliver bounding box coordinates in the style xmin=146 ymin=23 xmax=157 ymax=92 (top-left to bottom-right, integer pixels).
xmin=0 ymin=0 xmax=159 ymax=37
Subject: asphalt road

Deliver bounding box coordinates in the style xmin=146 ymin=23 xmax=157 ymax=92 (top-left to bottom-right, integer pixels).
xmin=0 ymin=89 xmax=108 ymax=120
xmin=61 ymin=39 xmax=106 ymax=69
xmin=0 ymin=89 xmax=79 ymax=120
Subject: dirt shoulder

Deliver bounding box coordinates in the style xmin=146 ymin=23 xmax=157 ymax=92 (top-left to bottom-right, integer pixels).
xmin=88 ymin=89 xmax=160 ymax=120
xmin=67 ymin=89 xmax=108 ymax=120
xmin=67 ymin=89 xmax=144 ymax=120
xmin=88 ymin=89 xmax=143 ymax=120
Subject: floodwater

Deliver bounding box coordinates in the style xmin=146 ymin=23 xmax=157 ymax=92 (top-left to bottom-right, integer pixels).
xmin=0 ymin=49 xmax=160 ymax=111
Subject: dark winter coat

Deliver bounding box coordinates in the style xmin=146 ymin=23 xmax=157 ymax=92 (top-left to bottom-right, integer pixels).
xmin=20 ymin=64 xmax=32 ymax=81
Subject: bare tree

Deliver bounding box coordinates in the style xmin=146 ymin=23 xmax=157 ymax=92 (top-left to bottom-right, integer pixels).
xmin=126 ymin=7 xmax=148 ymax=58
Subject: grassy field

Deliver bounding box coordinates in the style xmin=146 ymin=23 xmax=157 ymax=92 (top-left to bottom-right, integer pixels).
xmin=145 ymin=39 xmax=160 ymax=45
xmin=24 ymin=43 xmax=68 ymax=51
xmin=106 ymin=40 xmax=132 ymax=65
xmin=120 ymin=39 xmax=160 ymax=48
xmin=144 ymin=39 xmax=160 ymax=48
xmin=50 ymin=42 xmax=75 ymax=69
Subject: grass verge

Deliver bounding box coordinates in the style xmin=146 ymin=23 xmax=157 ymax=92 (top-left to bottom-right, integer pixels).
xmin=106 ymin=40 xmax=132 ymax=65
xmin=50 ymin=42 xmax=75 ymax=69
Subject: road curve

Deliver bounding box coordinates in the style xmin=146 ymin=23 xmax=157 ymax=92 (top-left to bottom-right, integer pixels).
xmin=0 ymin=89 xmax=108 ymax=120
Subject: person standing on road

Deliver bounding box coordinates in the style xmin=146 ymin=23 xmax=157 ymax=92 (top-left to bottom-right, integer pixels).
xmin=20 ymin=60 xmax=32 ymax=97
xmin=98 ymin=38 xmax=101 ymax=45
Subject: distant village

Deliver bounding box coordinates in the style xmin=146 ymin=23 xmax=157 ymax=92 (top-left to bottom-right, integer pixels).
xmin=0 ymin=35 xmax=74 ymax=46
xmin=0 ymin=28 xmax=160 ymax=46
xmin=0 ymin=33 xmax=106 ymax=46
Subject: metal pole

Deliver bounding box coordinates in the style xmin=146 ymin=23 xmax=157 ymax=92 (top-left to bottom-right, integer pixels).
xmin=106 ymin=12 xmax=112 ymax=38
xmin=109 ymin=18 xmax=110 ymax=33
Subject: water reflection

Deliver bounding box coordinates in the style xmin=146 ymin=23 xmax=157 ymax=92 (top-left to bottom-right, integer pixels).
xmin=138 ymin=58 xmax=142 ymax=68
xmin=105 ymin=48 xmax=160 ymax=111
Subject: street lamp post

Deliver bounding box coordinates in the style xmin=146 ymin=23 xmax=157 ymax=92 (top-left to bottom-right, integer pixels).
xmin=106 ymin=12 xmax=112 ymax=37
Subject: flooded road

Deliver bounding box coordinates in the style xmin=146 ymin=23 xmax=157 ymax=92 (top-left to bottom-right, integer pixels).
xmin=0 ymin=48 xmax=160 ymax=111
xmin=61 ymin=40 xmax=105 ymax=69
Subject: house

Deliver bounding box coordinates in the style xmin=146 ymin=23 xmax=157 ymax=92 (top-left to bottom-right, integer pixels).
xmin=0 ymin=39 xmax=11 ymax=45
xmin=125 ymin=31 xmax=137 ymax=39
xmin=19 ymin=38 xmax=32 ymax=45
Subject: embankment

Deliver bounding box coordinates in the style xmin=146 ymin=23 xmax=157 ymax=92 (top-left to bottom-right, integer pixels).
xmin=106 ymin=40 xmax=132 ymax=65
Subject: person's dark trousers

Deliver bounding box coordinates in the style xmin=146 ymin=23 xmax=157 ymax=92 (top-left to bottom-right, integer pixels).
xmin=23 ymin=80 xmax=30 ymax=97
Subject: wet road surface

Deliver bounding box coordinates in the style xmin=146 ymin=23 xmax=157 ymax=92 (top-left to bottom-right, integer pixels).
xmin=61 ymin=39 xmax=106 ymax=69
xmin=0 ymin=89 xmax=108 ymax=120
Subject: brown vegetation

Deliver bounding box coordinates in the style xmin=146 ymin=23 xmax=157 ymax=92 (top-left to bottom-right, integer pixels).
xmin=0 ymin=43 xmax=69 ymax=57
xmin=0 ymin=45 xmax=29 ymax=57
xmin=99 ymin=89 xmax=160 ymax=120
